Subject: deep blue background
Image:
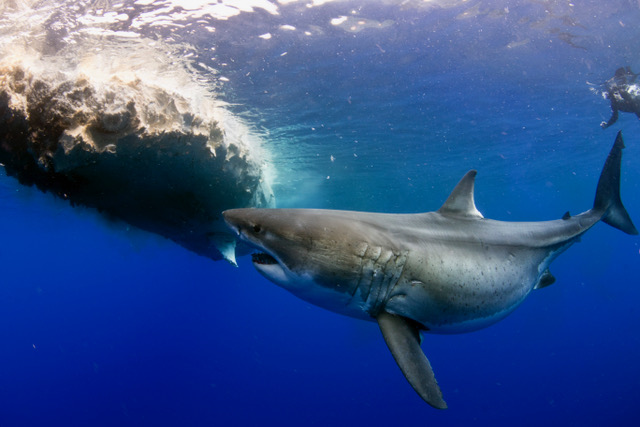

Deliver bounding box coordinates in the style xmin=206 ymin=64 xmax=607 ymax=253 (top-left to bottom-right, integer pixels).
xmin=1 ymin=1 xmax=640 ymax=426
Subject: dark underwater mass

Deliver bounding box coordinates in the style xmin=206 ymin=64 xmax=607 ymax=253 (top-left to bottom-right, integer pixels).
xmin=0 ymin=1 xmax=639 ymax=426
xmin=0 ymin=34 xmax=273 ymax=264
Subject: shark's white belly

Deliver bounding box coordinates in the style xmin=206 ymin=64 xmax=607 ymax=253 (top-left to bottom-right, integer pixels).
xmin=275 ymin=241 xmax=555 ymax=333
xmin=384 ymin=242 xmax=552 ymax=333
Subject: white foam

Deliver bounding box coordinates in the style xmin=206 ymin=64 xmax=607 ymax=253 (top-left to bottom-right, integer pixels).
xmin=0 ymin=1 xmax=276 ymax=262
xmin=131 ymin=0 xmax=280 ymax=28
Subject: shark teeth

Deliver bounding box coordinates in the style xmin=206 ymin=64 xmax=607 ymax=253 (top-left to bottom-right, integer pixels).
xmin=251 ymin=252 xmax=278 ymax=265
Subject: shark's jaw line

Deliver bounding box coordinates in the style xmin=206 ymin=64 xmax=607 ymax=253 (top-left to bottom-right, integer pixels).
xmin=225 ymin=221 xmax=277 ymax=266
xmin=232 ymin=228 xmax=297 ymax=288
xmin=251 ymin=252 xmax=277 ymax=265
xmin=250 ymin=251 xmax=290 ymax=284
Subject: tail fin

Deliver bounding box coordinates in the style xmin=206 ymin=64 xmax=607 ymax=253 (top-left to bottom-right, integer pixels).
xmin=593 ymin=131 xmax=638 ymax=235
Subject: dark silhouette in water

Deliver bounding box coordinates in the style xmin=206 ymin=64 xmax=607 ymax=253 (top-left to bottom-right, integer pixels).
xmin=601 ymin=66 xmax=640 ymax=129
xmin=0 ymin=63 xmax=274 ymax=264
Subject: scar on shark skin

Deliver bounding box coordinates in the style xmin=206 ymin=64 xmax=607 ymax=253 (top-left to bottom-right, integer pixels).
xmin=224 ymin=132 xmax=636 ymax=409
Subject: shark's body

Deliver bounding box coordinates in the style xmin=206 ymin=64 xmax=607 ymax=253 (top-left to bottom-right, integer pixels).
xmin=223 ymin=132 xmax=636 ymax=409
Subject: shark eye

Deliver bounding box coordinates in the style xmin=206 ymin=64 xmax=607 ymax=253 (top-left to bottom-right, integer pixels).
xmin=253 ymin=224 xmax=262 ymax=233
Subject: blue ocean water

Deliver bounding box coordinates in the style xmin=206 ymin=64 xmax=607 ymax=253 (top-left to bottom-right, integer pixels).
xmin=1 ymin=1 xmax=640 ymax=426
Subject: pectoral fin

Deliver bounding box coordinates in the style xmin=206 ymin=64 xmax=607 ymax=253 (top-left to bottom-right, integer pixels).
xmin=377 ymin=311 xmax=447 ymax=409
xmin=534 ymin=269 xmax=556 ymax=290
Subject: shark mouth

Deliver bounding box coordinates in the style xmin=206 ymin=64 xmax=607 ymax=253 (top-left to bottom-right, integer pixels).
xmin=252 ymin=252 xmax=278 ymax=265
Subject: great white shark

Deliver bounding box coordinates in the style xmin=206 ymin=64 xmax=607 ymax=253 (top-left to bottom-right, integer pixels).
xmin=223 ymin=132 xmax=637 ymax=409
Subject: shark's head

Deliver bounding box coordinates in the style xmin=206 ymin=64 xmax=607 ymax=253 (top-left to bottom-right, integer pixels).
xmin=222 ymin=208 xmax=348 ymax=289
xmin=223 ymin=208 xmax=297 ymax=286
xmin=222 ymin=208 xmax=372 ymax=317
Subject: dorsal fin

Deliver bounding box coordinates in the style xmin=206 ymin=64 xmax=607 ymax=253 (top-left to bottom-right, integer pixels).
xmin=437 ymin=170 xmax=483 ymax=219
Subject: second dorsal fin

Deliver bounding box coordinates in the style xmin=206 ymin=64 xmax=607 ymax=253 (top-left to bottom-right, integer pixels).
xmin=437 ymin=170 xmax=484 ymax=219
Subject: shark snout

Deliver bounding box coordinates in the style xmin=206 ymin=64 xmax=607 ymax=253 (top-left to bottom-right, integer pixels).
xmin=222 ymin=208 xmax=270 ymax=250
xmin=222 ymin=209 xmax=241 ymax=235
xmin=222 ymin=208 xmax=289 ymax=280
xmin=222 ymin=208 xmax=259 ymax=237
